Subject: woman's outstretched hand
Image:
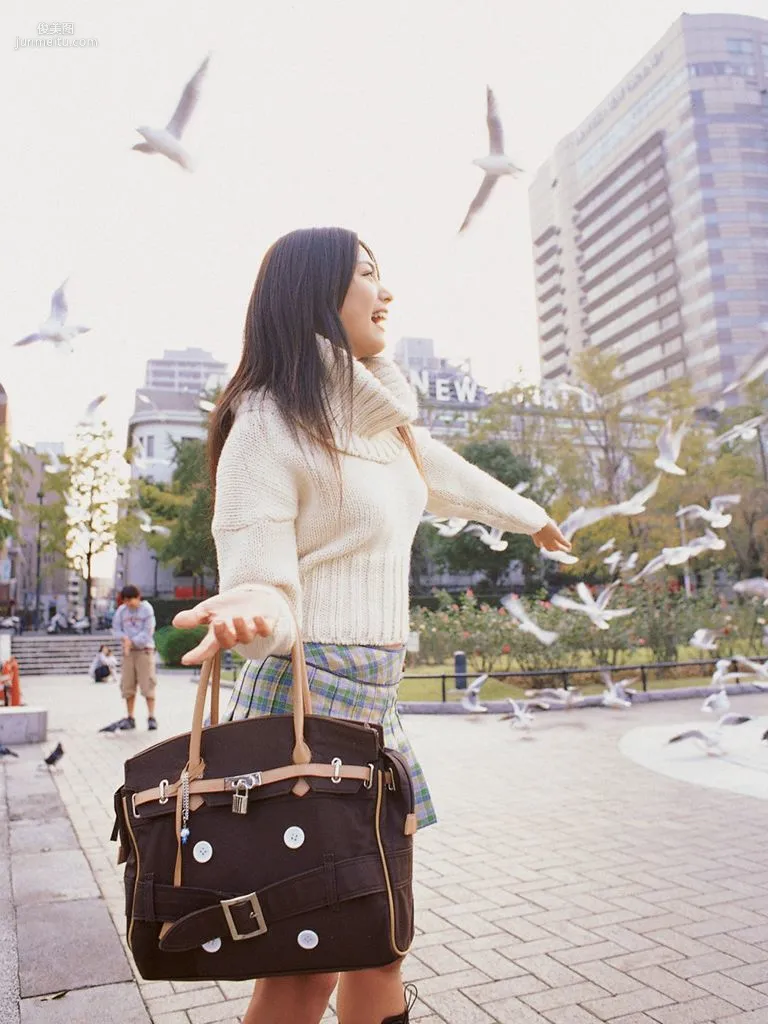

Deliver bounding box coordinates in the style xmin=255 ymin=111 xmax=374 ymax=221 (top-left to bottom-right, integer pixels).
xmin=532 ymin=521 xmax=572 ymax=554
xmin=172 ymin=590 xmax=276 ymax=665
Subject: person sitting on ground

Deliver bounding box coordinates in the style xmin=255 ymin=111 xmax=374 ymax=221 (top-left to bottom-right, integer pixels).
xmin=90 ymin=644 xmax=117 ymax=683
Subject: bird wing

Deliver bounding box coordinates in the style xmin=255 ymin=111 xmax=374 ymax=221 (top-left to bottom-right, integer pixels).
xmin=676 ymin=504 xmax=705 ymax=518
xmin=595 ymin=580 xmax=620 ymax=610
xmin=166 ymin=54 xmax=210 ymax=138
xmin=550 ymin=594 xmax=585 ymax=613
xmin=628 ymin=474 xmax=661 ymax=509
xmin=601 ymin=607 xmax=635 ymax=620
xmin=464 ymin=524 xmax=488 ymax=540
xmin=512 ymin=480 xmax=530 ymax=495
xmin=719 ymin=714 xmax=752 ymax=727
xmin=50 ymin=279 xmax=69 ymax=322
xmin=458 ymin=174 xmax=498 ymax=234
xmin=485 ymin=85 xmax=504 ymax=154
xmin=468 ymin=674 xmax=489 ymax=695
xmin=84 ymin=393 xmax=107 ymax=418
xmin=575 ymin=582 xmax=596 ymax=607
xmin=559 ymin=503 xmax=614 ymax=540
xmin=710 ymin=494 xmax=741 ymax=512
xmin=670 ymin=420 xmax=688 ymax=458
xmin=668 ymin=730 xmax=706 ymax=744
xmin=14 ymin=333 xmax=43 ymax=347
xmin=733 ymin=655 xmax=768 ymax=676
xmin=723 ymin=342 xmax=768 ymax=394
xmin=655 ymin=418 xmax=673 ymax=458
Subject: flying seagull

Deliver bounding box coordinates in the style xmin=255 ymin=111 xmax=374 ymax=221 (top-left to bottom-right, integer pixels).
xmin=701 ymin=689 xmax=730 ymax=714
xmin=458 ymin=86 xmax=522 ymax=233
xmin=133 ymin=53 xmax=211 ymax=171
xmin=498 ymin=697 xmax=550 ymax=732
xmin=80 ymin=394 xmax=108 ymax=424
xmin=464 ymin=524 xmax=508 ymax=551
xmin=137 ymin=509 xmax=171 ymax=538
xmin=524 ymin=686 xmax=584 ymax=708
xmin=0 ymin=500 xmax=13 ymax=522
xmin=707 ymin=414 xmax=768 ymax=451
xmin=452 ymin=674 xmax=490 ymax=713
xmin=689 ymin=628 xmax=719 ymax=651
xmin=676 ymin=494 xmax=741 ymax=530
xmin=551 ymin=581 xmax=634 ymax=630
xmin=654 ymin=418 xmax=688 ymax=476
xmin=421 ymin=514 xmax=468 ymax=538
xmin=733 ymin=577 xmax=768 ymax=601
xmin=199 ymin=398 xmax=216 ymax=413
xmin=14 ymin=279 xmax=91 ymax=352
xmin=668 ymin=714 xmax=751 ymax=755
xmin=600 ymin=670 xmax=636 ymax=709
xmin=501 ymin=593 xmax=559 ymax=646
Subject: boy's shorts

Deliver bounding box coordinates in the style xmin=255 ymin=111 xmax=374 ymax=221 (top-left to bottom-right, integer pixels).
xmin=120 ymin=648 xmax=157 ymax=699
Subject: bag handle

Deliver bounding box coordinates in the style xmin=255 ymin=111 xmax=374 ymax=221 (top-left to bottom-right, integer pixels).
xmin=186 ymin=608 xmax=313 ymax=782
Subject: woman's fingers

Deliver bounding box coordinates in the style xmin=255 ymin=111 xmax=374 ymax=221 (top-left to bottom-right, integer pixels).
xmin=232 ymin=616 xmax=256 ymax=645
xmin=173 ymin=603 xmax=212 ymax=629
xmin=181 ymin=626 xmax=220 ymax=665
xmin=212 ymin=618 xmax=237 ymax=648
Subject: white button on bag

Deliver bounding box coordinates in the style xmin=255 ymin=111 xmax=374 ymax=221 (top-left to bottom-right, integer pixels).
xmin=283 ymin=826 xmax=305 ymax=849
xmin=297 ymin=929 xmax=319 ymax=949
xmin=192 ymin=840 xmax=213 ymax=864
xmin=201 ymin=937 xmax=221 ymax=953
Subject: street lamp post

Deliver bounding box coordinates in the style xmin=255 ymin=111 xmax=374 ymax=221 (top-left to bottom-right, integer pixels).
xmin=678 ymin=511 xmax=693 ymax=599
xmin=151 ymin=554 xmax=159 ymax=597
xmin=34 ymin=489 xmax=43 ymax=630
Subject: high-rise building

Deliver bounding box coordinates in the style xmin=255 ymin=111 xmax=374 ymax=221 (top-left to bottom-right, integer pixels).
xmin=145 ymin=347 xmax=228 ymax=393
xmin=529 ymin=13 xmax=768 ymax=405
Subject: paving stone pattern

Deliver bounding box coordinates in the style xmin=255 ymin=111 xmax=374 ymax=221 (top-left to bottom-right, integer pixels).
xmin=3 ymin=670 xmax=768 ymax=1023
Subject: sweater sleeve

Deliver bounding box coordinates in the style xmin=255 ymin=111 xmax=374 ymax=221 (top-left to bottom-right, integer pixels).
xmin=413 ymin=427 xmax=551 ymax=536
xmin=211 ymin=401 xmax=300 ymax=660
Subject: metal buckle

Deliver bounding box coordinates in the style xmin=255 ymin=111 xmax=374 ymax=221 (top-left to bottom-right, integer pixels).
xmin=158 ymin=779 xmax=169 ymax=805
xmin=224 ymin=772 xmax=262 ymax=790
xmin=364 ymin=763 xmax=375 ymax=789
xmin=220 ymin=892 xmax=268 ymax=941
xmin=385 ymin=769 xmax=396 ymax=792
xmin=330 ymin=757 xmax=343 ymax=784
xmin=130 ymin=792 xmax=141 ymax=818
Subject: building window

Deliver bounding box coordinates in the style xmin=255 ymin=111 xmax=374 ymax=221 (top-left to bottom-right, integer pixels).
xmin=727 ymin=38 xmax=753 ymax=55
xmin=146 ymin=435 xmax=155 ymax=458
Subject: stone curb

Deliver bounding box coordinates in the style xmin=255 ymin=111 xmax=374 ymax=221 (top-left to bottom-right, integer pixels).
xmin=397 ymin=681 xmax=768 ymax=714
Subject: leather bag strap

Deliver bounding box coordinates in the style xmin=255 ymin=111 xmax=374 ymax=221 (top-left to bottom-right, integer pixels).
xmin=136 ymin=848 xmax=412 ymax=951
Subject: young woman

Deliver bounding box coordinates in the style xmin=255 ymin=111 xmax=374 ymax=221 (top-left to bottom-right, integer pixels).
xmin=174 ymin=226 xmax=570 ymax=1024
xmin=90 ymin=644 xmax=117 ymax=683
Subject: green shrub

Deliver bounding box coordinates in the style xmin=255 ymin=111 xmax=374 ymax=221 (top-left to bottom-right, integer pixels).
xmin=155 ymin=625 xmax=208 ymax=666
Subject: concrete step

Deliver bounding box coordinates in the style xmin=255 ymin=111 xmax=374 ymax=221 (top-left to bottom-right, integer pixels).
xmin=11 ymin=635 xmax=126 ymax=676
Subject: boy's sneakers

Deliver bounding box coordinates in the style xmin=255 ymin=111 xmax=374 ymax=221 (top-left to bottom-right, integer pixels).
xmin=118 ymin=717 xmax=136 ymax=731
xmin=147 ymin=717 xmax=158 ymax=731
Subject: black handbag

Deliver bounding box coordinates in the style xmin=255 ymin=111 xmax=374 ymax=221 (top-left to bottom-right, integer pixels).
xmin=111 ymin=635 xmax=416 ymax=980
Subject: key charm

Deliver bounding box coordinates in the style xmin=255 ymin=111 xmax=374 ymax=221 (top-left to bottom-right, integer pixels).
xmin=179 ymin=769 xmax=191 ymax=843
xmin=232 ymin=780 xmax=250 ymax=815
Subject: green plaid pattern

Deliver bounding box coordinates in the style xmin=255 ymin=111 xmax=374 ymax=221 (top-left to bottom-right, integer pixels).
xmin=225 ymin=642 xmax=437 ymax=829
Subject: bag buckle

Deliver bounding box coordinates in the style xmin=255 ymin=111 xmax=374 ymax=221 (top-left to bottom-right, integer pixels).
xmin=331 ymin=757 xmax=342 ymax=784
xmin=220 ymin=892 xmax=268 ymax=941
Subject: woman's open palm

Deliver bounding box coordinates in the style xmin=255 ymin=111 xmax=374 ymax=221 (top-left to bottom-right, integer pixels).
xmin=172 ymin=590 xmax=276 ymax=665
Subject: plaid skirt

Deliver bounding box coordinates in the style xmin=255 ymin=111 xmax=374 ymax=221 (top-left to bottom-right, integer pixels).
xmin=224 ymin=643 xmax=437 ymax=830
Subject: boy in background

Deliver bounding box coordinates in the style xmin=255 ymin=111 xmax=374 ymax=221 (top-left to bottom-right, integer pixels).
xmin=112 ymin=584 xmax=158 ymax=730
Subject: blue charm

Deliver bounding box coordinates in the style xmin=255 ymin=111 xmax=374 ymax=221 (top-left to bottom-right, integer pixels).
xmin=180 ymin=827 xmax=190 ymax=844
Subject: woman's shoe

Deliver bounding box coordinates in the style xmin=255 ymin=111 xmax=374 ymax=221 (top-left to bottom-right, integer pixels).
xmin=381 ymin=983 xmax=417 ymax=1024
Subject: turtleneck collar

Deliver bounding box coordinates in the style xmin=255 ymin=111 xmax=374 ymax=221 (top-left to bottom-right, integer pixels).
xmin=317 ymin=335 xmax=419 ymax=462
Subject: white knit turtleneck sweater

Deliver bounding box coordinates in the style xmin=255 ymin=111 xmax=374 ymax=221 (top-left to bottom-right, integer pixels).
xmin=212 ymin=340 xmax=551 ymax=660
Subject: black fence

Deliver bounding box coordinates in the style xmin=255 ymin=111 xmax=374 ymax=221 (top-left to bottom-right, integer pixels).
xmin=404 ymin=656 xmax=762 ymax=703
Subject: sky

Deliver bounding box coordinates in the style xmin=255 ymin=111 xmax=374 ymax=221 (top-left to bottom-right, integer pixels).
xmin=2 ymin=0 xmax=767 ymax=452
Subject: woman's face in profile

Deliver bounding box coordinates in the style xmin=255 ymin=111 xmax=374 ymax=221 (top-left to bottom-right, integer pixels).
xmin=340 ymin=247 xmax=393 ymax=359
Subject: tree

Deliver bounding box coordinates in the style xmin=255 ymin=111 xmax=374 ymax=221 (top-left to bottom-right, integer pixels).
xmin=67 ymin=422 xmax=129 ymax=619
xmin=424 ymin=440 xmax=541 ymax=588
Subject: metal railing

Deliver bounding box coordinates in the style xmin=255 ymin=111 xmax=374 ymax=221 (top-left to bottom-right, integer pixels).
xmin=404 ymin=656 xmax=765 ymax=702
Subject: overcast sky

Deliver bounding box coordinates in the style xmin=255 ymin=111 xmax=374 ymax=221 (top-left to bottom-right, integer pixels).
xmin=2 ymin=0 xmax=766 ymax=450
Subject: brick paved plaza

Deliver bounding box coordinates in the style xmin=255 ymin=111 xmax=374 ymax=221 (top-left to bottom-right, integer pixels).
xmin=3 ymin=670 xmax=768 ymax=1023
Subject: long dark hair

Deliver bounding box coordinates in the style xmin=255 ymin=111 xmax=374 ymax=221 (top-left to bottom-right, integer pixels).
xmin=208 ymin=226 xmax=423 ymax=495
